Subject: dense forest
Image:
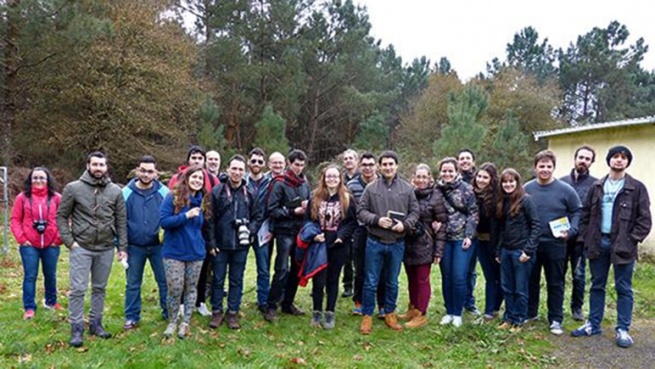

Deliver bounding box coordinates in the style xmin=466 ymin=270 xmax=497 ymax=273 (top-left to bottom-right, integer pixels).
xmin=2 ymin=0 xmax=654 ymax=183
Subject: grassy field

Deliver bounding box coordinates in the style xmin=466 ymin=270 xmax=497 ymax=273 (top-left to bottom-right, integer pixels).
xmin=1 ymin=238 xmax=654 ymax=368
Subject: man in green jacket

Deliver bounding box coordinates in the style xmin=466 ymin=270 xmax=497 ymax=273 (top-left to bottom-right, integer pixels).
xmin=56 ymin=151 xmax=127 ymax=348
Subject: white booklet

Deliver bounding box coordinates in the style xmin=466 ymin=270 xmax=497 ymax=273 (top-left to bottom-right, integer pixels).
xmin=549 ymin=217 xmax=570 ymax=238
xmin=257 ymin=219 xmax=272 ymax=246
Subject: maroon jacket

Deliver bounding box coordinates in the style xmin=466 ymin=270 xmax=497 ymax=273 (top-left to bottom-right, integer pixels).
xmin=579 ymin=174 xmax=651 ymax=264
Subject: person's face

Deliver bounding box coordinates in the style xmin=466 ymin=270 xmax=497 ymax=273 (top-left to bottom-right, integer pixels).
xmin=502 ymin=177 xmax=518 ymax=194
xmin=534 ymin=159 xmax=555 ymax=182
xmin=136 ymin=163 xmax=157 ymax=185
xmin=269 ymin=154 xmax=285 ymax=175
xmin=228 ymin=160 xmax=245 ymax=185
xmin=379 ymin=158 xmax=397 ymax=180
xmin=413 ymin=168 xmax=431 ymax=190
xmin=31 ymin=170 xmax=48 ymax=188
xmin=324 ymin=168 xmax=341 ymax=190
xmin=87 ymin=157 xmax=108 ymax=179
xmin=206 ymin=152 xmax=220 ymax=173
xmin=188 ymin=152 xmax=205 ymax=167
xmin=360 ymin=159 xmax=376 ymax=180
xmin=289 ymin=159 xmax=305 ymax=176
xmin=458 ymin=152 xmax=474 ymax=172
xmin=475 ymin=170 xmax=491 ymax=190
xmin=440 ymin=162 xmax=457 ymax=183
xmin=609 ymin=153 xmax=629 ymax=172
xmin=574 ymin=149 xmax=594 ymax=173
xmin=343 ymin=152 xmax=357 ymax=171
xmin=248 ymin=154 xmax=265 ymax=175
xmin=188 ymin=170 xmax=204 ymax=192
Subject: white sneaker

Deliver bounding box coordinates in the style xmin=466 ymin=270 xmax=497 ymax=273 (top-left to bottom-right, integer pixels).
xmin=440 ymin=314 xmax=454 ymax=325
xmin=549 ymin=321 xmax=564 ymax=335
xmin=197 ymin=303 xmax=211 ymax=317
xmin=452 ymin=316 xmax=463 ymax=327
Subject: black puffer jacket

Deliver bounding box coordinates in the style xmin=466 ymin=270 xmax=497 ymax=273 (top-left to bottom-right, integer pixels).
xmin=494 ymin=195 xmax=541 ymax=257
xmin=404 ymin=187 xmax=448 ymax=266
xmin=267 ymin=170 xmax=311 ymax=235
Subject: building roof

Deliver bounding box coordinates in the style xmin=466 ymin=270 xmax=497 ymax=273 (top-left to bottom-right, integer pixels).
xmin=533 ymin=116 xmax=655 ymax=141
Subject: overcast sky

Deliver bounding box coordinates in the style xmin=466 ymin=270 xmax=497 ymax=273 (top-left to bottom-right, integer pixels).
xmin=355 ymin=0 xmax=655 ymax=80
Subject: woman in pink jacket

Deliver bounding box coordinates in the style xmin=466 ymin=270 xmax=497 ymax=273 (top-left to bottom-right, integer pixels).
xmin=10 ymin=167 xmax=63 ymax=320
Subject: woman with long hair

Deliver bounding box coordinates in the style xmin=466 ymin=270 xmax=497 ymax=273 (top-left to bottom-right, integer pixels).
xmin=160 ymin=165 xmax=211 ymax=338
xmin=472 ymin=163 xmax=503 ymax=320
xmin=307 ymin=165 xmax=357 ymax=329
xmin=10 ymin=167 xmax=63 ymax=320
xmin=495 ymin=168 xmax=540 ymax=332
xmin=399 ymin=164 xmax=447 ymax=328
xmin=436 ymin=157 xmax=479 ymax=327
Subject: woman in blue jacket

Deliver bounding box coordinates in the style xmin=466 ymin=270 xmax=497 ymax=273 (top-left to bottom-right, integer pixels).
xmin=160 ymin=165 xmax=210 ymax=339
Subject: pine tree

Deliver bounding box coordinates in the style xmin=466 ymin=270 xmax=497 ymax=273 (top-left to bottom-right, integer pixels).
xmin=254 ymin=104 xmax=290 ymax=156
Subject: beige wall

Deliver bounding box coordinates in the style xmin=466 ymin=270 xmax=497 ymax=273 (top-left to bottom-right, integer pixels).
xmin=544 ymin=124 xmax=655 ymax=252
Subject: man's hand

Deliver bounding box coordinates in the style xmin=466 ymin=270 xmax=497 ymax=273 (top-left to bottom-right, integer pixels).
xmin=391 ymin=221 xmax=405 ymax=233
xmin=557 ymin=230 xmax=569 ymax=241
xmin=378 ymin=217 xmax=393 ymax=229
xmin=294 ymin=207 xmax=306 ymax=215
xmin=519 ymin=251 xmax=531 ymax=263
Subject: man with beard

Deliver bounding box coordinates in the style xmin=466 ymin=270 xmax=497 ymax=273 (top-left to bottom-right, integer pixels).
xmin=572 ymin=145 xmax=651 ymax=348
xmin=341 ymin=149 xmax=359 ymax=298
xmin=122 ymin=155 xmax=170 ymax=330
xmin=245 ymin=148 xmax=273 ymax=315
xmin=524 ymin=150 xmax=581 ymax=336
xmin=264 ymin=149 xmax=311 ymax=321
xmin=57 ymin=152 xmax=127 ymax=347
xmin=458 ymin=148 xmax=480 ymax=316
xmin=560 ymin=146 xmax=597 ymax=321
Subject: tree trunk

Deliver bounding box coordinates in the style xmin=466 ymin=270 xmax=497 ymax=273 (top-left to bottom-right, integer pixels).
xmin=2 ymin=0 xmax=20 ymax=167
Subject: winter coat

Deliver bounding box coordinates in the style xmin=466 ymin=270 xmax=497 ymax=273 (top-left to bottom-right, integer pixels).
xmin=206 ymin=180 xmax=263 ymax=252
xmin=579 ymin=174 xmax=652 ymax=264
xmin=56 ymin=171 xmax=127 ymax=252
xmin=267 ymin=170 xmax=311 ymax=235
xmin=122 ymin=179 xmax=169 ymax=247
xmin=436 ymin=176 xmax=479 ymax=241
xmin=494 ymin=195 xmax=541 ymax=257
xmin=358 ymin=175 xmax=420 ymax=243
xmin=160 ymin=192 xmax=206 ymax=262
xmin=307 ymin=192 xmax=357 ymax=248
xmin=296 ymin=222 xmax=328 ymax=287
xmin=11 ymin=188 xmax=62 ymax=248
xmin=404 ymin=187 xmax=447 ymax=266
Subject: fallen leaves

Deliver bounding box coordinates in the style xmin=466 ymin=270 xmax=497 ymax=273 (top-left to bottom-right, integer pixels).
xmin=290 ymin=357 xmax=306 ymax=365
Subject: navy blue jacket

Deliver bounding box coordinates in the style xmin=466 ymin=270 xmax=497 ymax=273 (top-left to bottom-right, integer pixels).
xmin=206 ymin=180 xmax=263 ymax=252
xmin=160 ymin=192 xmax=206 ymax=262
xmin=122 ymin=179 xmax=169 ymax=247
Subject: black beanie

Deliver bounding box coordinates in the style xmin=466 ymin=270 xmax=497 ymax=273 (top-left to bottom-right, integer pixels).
xmin=606 ymin=145 xmax=632 ymax=167
xmin=186 ymin=145 xmax=206 ymax=162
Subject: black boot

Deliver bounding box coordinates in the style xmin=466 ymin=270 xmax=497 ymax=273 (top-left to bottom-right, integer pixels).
xmin=70 ymin=323 xmax=84 ymax=347
xmin=89 ymin=319 xmax=112 ymax=339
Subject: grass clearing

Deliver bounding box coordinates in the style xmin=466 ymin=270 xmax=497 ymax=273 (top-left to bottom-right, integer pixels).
xmin=1 ymin=239 xmax=654 ymax=368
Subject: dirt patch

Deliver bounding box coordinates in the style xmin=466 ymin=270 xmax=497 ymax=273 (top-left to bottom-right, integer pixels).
xmin=550 ymin=319 xmax=655 ymax=368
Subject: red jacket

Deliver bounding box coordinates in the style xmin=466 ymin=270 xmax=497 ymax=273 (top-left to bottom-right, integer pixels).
xmin=11 ymin=188 xmax=62 ymax=248
xmin=168 ymin=166 xmax=219 ymax=194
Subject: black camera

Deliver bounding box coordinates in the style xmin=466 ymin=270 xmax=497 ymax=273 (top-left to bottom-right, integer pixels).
xmin=32 ymin=219 xmax=48 ymax=234
xmin=234 ymin=219 xmax=250 ymax=246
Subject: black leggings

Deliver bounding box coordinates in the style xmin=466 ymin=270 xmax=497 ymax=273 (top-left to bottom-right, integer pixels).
xmin=312 ymin=245 xmax=347 ymax=312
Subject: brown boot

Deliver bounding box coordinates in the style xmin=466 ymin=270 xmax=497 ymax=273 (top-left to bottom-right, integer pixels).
xmin=404 ymin=314 xmax=427 ymax=329
xmin=384 ymin=312 xmax=403 ymax=331
xmin=360 ymin=315 xmax=373 ymax=335
xmin=226 ymin=312 xmax=241 ymax=330
xmin=398 ymin=308 xmax=420 ymax=321
xmin=209 ymin=312 xmax=224 ymax=329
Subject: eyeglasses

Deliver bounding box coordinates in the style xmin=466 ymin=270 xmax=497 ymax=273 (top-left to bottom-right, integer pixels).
xmin=31 ymin=176 xmax=47 ymax=181
xmin=138 ymin=169 xmax=156 ymax=175
xmin=250 ymin=159 xmax=264 ymax=165
xmin=325 ymin=175 xmax=340 ymax=179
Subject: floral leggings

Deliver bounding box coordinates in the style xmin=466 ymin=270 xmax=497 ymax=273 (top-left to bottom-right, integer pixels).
xmin=164 ymin=258 xmax=203 ymax=324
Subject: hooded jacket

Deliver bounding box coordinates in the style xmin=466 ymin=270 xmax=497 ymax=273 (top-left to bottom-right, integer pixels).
xmin=122 ymin=178 xmax=169 ymax=247
xmin=436 ymin=176 xmax=479 ymax=241
xmin=404 ymin=186 xmax=448 ymax=265
xmin=11 ymin=187 xmax=62 ymax=248
xmin=56 ymin=171 xmax=127 ymax=251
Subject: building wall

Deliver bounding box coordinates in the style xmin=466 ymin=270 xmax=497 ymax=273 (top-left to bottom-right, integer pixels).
xmin=545 ymin=124 xmax=655 ymax=252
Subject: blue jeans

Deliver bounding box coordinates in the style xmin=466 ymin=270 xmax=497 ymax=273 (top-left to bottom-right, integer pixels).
xmin=20 ymin=245 xmax=60 ymax=311
xmin=500 ymin=248 xmax=534 ymax=325
xmin=211 ymin=249 xmax=249 ymax=313
xmin=124 ymin=245 xmax=168 ymax=322
xmin=477 ymin=239 xmax=503 ymax=315
xmin=440 ymin=240 xmax=476 ymax=316
xmin=267 ymin=234 xmax=300 ymax=310
xmin=252 ymin=238 xmax=270 ymax=309
xmin=464 ymin=244 xmax=478 ymax=310
xmin=588 ymin=235 xmax=634 ymax=331
xmin=361 ymin=237 xmax=405 ymax=316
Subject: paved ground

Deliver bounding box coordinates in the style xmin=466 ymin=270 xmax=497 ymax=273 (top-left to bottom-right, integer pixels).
xmin=550 ymin=319 xmax=655 ymax=368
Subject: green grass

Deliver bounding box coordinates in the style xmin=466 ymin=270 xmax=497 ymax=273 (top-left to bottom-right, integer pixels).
xmin=1 ymin=238 xmax=654 ymax=368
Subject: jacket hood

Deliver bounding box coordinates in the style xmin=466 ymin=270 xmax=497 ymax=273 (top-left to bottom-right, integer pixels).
xmin=80 ymin=170 xmax=111 ymax=187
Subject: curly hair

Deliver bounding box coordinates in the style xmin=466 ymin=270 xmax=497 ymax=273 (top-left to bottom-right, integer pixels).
xmin=172 ymin=165 xmax=211 ymax=217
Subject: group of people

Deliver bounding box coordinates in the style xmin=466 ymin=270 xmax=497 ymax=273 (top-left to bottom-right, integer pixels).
xmin=9 ymin=143 xmax=651 ymax=349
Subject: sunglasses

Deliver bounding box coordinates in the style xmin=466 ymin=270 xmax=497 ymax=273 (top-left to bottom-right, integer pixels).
xmin=250 ymin=159 xmax=264 ymax=165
